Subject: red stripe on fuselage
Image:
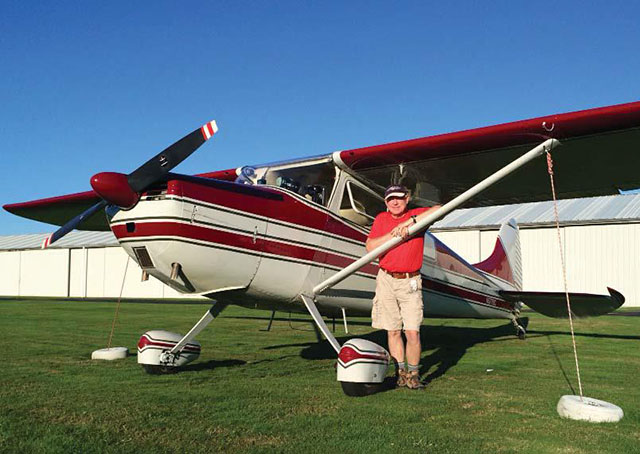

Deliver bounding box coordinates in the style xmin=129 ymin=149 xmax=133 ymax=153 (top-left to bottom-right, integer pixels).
xmin=167 ymin=180 xmax=368 ymax=243
xmin=112 ymin=221 xmax=379 ymax=276
xmin=114 ymin=222 xmax=510 ymax=310
xmin=423 ymin=278 xmax=513 ymax=310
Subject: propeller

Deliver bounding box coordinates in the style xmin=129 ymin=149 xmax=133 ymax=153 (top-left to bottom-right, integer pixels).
xmin=42 ymin=120 xmax=218 ymax=249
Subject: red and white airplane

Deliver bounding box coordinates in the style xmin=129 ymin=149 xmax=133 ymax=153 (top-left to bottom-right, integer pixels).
xmin=5 ymin=101 xmax=638 ymax=395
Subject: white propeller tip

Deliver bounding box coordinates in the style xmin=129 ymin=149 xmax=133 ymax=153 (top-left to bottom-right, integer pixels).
xmin=41 ymin=234 xmax=52 ymax=249
xmin=201 ymin=120 xmax=218 ymax=140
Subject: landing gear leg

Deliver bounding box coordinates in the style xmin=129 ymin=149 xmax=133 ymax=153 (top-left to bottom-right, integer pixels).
xmin=260 ymin=310 xmax=276 ymax=332
xmin=511 ymin=316 xmax=527 ymax=340
xmin=138 ymin=302 xmax=227 ymax=374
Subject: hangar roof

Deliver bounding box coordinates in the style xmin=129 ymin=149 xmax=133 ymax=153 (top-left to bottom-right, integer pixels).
xmin=0 ymin=231 xmax=117 ymax=251
xmin=431 ymin=193 xmax=640 ymax=231
xmin=1 ymin=194 xmax=640 ymax=250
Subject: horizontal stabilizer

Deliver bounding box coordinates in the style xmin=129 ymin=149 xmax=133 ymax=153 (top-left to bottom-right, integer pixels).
xmin=500 ymin=287 xmax=624 ymax=318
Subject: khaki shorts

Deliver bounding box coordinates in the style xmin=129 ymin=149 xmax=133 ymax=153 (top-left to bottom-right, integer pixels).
xmin=371 ymin=269 xmax=424 ymax=332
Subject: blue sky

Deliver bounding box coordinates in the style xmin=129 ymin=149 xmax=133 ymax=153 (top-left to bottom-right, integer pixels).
xmin=1 ymin=1 xmax=639 ymax=235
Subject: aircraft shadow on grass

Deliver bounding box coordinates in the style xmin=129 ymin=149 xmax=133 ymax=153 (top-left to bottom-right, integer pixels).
xmin=180 ymin=359 xmax=246 ymax=372
xmin=234 ymin=315 xmax=524 ymax=389
xmin=130 ymin=351 xmax=246 ymax=373
xmin=217 ymin=313 xmax=640 ymax=397
xmin=231 ymin=313 xmax=640 ymax=393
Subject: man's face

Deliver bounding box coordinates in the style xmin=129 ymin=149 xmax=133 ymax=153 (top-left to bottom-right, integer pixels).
xmin=385 ymin=195 xmax=409 ymax=217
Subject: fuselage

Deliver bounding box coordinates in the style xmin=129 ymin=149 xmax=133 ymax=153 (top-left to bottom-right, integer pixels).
xmin=110 ymin=175 xmax=518 ymax=320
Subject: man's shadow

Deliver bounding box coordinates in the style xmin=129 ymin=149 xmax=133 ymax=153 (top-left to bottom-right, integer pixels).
xmin=264 ymin=318 xmax=527 ymax=394
xmin=418 ymin=319 xmax=526 ymax=385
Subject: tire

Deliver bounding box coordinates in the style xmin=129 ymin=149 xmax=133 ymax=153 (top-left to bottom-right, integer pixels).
xmin=142 ymin=364 xmax=179 ymax=375
xmin=340 ymin=381 xmax=383 ymax=397
xmin=557 ymin=395 xmax=624 ymax=422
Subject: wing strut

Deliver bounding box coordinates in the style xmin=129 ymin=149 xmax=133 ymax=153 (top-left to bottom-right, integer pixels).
xmin=310 ymin=138 xmax=560 ymax=298
xmin=300 ymin=294 xmax=341 ymax=354
xmin=298 ymin=138 xmax=558 ymax=355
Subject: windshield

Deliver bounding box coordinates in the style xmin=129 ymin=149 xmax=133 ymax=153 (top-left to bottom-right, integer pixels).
xmin=259 ymin=161 xmax=337 ymax=207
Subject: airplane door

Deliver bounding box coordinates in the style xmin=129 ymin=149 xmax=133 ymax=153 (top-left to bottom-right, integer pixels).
xmin=312 ymin=178 xmax=380 ymax=313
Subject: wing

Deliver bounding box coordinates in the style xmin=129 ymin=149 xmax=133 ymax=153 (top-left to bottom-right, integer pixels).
xmin=336 ymin=101 xmax=640 ymax=207
xmin=3 ymin=169 xmax=238 ymax=231
xmin=7 ymin=101 xmax=640 ymax=229
xmin=3 ymin=191 xmax=110 ymax=231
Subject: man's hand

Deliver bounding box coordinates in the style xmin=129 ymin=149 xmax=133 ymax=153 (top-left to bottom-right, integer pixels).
xmin=391 ymin=225 xmax=409 ymax=239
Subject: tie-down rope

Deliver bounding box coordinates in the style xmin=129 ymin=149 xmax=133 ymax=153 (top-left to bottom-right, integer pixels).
xmin=545 ymin=151 xmax=584 ymax=398
xmin=107 ymin=256 xmax=130 ymax=349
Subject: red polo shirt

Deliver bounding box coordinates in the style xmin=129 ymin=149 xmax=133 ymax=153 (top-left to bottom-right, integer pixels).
xmin=368 ymin=207 xmax=429 ymax=273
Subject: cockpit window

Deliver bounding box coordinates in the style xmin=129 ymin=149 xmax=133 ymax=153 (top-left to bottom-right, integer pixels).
xmin=259 ymin=161 xmax=336 ymax=207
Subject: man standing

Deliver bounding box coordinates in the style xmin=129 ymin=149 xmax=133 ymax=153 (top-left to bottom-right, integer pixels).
xmin=366 ymin=185 xmax=440 ymax=389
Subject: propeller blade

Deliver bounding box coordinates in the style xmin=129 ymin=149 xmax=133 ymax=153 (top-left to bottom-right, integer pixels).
xmin=43 ymin=120 xmax=218 ymax=247
xmin=42 ymin=200 xmax=107 ymax=248
xmin=127 ymin=120 xmax=218 ymax=193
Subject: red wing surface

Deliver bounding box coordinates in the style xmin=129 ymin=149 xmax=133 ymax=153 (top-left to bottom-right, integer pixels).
xmin=6 ymin=101 xmax=640 ymax=229
xmin=338 ymin=101 xmax=640 ymax=207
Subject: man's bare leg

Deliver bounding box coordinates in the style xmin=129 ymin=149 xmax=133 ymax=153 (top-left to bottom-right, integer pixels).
xmin=388 ymin=329 xmax=407 ymax=386
xmin=404 ymin=330 xmax=421 ymax=366
xmin=387 ymin=330 xmax=405 ymax=366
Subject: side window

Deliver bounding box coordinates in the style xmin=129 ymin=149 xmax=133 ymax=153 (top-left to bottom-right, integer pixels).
xmin=339 ymin=181 xmax=385 ymax=226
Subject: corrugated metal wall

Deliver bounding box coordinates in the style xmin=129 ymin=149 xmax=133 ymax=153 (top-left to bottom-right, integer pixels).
xmin=433 ymin=223 xmax=640 ymax=307
xmin=0 ymin=247 xmax=198 ymax=300
xmin=1 ymin=223 xmax=638 ymax=307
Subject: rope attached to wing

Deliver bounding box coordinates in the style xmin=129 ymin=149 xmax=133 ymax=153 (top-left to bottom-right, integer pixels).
xmin=107 ymin=256 xmax=129 ymax=349
xmin=545 ymin=151 xmax=584 ymax=399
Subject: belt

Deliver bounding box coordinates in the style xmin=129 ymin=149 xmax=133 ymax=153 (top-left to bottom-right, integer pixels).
xmin=382 ymin=269 xmax=420 ymax=279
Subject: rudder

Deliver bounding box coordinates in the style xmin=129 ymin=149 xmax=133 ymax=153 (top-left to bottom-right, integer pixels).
xmin=473 ymin=219 xmax=522 ymax=290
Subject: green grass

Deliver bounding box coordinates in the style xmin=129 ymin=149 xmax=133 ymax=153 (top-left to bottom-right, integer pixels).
xmin=0 ymin=300 xmax=638 ymax=454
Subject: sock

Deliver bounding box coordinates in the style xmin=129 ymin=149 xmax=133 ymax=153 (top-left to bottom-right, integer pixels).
xmin=407 ymin=363 xmax=419 ymax=373
xmin=396 ymin=361 xmax=406 ymax=373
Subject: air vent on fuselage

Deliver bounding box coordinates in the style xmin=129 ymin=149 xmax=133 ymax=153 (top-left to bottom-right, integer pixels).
xmin=133 ymin=246 xmax=155 ymax=269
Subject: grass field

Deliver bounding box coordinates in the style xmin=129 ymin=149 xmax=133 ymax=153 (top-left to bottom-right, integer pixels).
xmin=0 ymin=299 xmax=638 ymax=454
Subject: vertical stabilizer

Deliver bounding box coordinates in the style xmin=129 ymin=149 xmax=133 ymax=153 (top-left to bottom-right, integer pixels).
xmin=473 ymin=219 xmax=522 ymax=290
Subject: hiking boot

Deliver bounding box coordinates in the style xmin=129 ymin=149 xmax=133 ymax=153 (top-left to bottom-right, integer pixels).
xmin=396 ymin=369 xmax=408 ymax=388
xmin=405 ymin=370 xmax=424 ymax=389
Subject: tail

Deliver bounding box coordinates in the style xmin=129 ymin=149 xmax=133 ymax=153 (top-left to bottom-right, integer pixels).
xmin=473 ymin=219 xmax=522 ymax=290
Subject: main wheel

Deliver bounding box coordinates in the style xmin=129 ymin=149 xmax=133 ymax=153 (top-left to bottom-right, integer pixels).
xmin=142 ymin=364 xmax=179 ymax=375
xmin=340 ymin=381 xmax=383 ymax=397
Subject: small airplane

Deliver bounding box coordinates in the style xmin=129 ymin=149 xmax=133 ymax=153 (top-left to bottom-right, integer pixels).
xmin=5 ymin=100 xmax=639 ymax=396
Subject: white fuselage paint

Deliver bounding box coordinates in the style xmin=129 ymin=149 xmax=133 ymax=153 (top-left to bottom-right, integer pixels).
xmin=111 ymin=189 xmax=517 ymax=321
